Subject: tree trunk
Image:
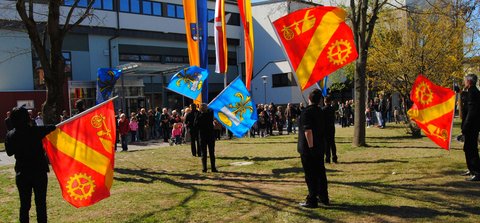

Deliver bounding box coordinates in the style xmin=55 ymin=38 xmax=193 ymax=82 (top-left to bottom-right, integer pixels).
xmin=43 ymin=42 xmax=65 ymax=125
xmin=353 ymin=52 xmax=367 ymax=147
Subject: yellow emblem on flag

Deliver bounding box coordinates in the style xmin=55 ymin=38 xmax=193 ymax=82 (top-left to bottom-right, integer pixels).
xmin=281 ymin=9 xmax=316 ymax=40
xmin=66 ymin=173 xmax=96 ymax=200
xmin=327 ymin=39 xmax=353 ymax=65
xmin=415 ymin=81 xmax=434 ymax=105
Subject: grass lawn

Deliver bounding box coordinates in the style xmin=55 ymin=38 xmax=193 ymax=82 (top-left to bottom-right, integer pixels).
xmin=1 ymin=120 xmax=478 ymax=222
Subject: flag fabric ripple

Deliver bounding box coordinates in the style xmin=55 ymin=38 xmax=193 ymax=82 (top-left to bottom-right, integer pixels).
xmin=167 ymin=66 xmax=209 ymax=100
xmin=273 ymin=6 xmax=358 ymax=91
xmin=208 ymin=77 xmax=257 ymax=137
xmin=42 ymin=99 xmax=116 ymax=207
xmin=407 ymin=75 xmax=455 ymax=150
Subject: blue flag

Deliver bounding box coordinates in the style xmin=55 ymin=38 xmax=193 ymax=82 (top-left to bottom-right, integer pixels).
xmin=96 ymin=68 xmax=122 ymax=104
xmin=197 ymin=0 xmax=209 ymax=102
xmin=322 ymin=76 xmax=328 ymax=97
xmin=167 ymin=66 xmax=209 ymax=100
xmin=208 ymin=77 xmax=257 ymax=138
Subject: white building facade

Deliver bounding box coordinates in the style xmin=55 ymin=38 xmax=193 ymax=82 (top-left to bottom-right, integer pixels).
xmin=0 ymin=0 xmax=244 ymax=116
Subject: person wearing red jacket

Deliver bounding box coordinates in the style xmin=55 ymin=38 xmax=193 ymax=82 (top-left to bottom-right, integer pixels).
xmin=118 ymin=113 xmax=130 ymax=152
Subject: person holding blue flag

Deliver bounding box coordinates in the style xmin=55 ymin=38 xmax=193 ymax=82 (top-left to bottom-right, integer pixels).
xmin=195 ymin=104 xmax=217 ymax=173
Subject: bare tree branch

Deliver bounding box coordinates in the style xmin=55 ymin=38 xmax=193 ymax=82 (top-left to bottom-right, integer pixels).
xmin=63 ymin=0 xmax=96 ymax=35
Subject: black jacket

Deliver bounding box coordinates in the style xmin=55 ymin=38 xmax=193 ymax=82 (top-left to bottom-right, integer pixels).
xmin=323 ymin=105 xmax=336 ymax=131
xmin=462 ymin=85 xmax=480 ymax=133
xmin=185 ymin=109 xmax=199 ymax=133
xmin=297 ymin=105 xmax=325 ymax=154
xmin=5 ymin=125 xmax=56 ymax=174
xmin=195 ymin=109 xmax=215 ymax=139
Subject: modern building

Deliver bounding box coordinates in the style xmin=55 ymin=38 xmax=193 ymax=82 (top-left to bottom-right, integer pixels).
xmin=0 ymin=0 xmax=245 ymax=138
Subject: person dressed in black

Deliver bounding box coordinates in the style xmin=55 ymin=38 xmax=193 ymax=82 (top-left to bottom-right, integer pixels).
xmin=185 ymin=104 xmax=201 ymax=157
xmin=5 ymin=107 xmax=56 ymax=223
xmin=160 ymin=108 xmax=171 ymax=142
xmin=323 ymin=96 xmax=338 ymax=163
xmin=461 ymin=74 xmax=480 ymax=181
xmin=137 ymin=108 xmax=147 ymax=141
xmin=5 ymin=110 xmax=14 ymax=131
xmin=195 ymin=103 xmax=217 ymax=172
xmin=298 ymin=89 xmax=329 ymax=208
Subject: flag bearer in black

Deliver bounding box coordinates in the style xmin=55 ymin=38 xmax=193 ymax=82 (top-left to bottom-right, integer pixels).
xmin=5 ymin=107 xmax=56 ymax=223
xmin=196 ymin=103 xmax=218 ymax=173
xmin=461 ymin=74 xmax=480 ymax=181
xmin=185 ymin=103 xmax=201 ymax=157
xmin=323 ymin=96 xmax=338 ymax=163
xmin=298 ymin=89 xmax=329 ymax=208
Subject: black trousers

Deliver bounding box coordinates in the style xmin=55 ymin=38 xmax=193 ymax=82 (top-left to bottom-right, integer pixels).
xmin=162 ymin=126 xmax=170 ymax=142
xmin=121 ymin=134 xmax=128 ymax=151
xmin=190 ymin=131 xmax=201 ymax=156
xmin=16 ymin=171 xmax=48 ymax=223
xmin=301 ymin=151 xmax=328 ymax=203
xmin=325 ymin=129 xmax=337 ymax=161
xmin=200 ymin=136 xmax=216 ymax=171
xmin=464 ymin=130 xmax=480 ymax=174
xmin=138 ymin=124 xmax=145 ymax=141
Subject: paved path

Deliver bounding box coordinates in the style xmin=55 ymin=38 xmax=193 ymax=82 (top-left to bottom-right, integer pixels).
xmin=0 ymin=140 xmax=171 ymax=166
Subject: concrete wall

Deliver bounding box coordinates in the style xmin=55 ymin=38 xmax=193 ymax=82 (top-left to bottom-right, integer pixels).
xmin=0 ymin=30 xmax=33 ymax=91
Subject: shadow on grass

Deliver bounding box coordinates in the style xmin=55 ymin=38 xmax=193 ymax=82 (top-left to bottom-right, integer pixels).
xmin=114 ymin=167 xmax=479 ymax=221
xmin=271 ymin=167 xmax=341 ymax=176
xmin=339 ymin=159 xmax=408 ymax=164
xmin=331 ymin=203 xmax=465 ymax=218
xmin=331 ymin=178 xmax=480 ymax=216
xmin=228 ymin=141 xmax=297 ymax=145
xmin=114 ymin=167 xmax=331 ymax=221
xmin=217 ymin=156 xmax=297 ymax=162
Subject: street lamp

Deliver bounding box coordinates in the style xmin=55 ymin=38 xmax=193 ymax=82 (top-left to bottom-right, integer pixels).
xmin=261 ymin=75 xmax=268 ymax=104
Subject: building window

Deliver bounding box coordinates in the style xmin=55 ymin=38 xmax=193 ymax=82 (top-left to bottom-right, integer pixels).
xmin=226 ymin=12 xmax=241 ymax=26
xmin=164 ymin=55 xmax=189 ymax=64
xmin=119 ymin=0 xmax=129 ymax=12
xmin=208 ymin=9 xmax=215 ymax=22
xmin=64 ymin=0 xmax=113 ymax=11
xmin=142 ymin=1 xmax=152 ymax=14
xmin=272 ymin=73 xmax=297 ymax=88
xmin=103 ymin=0 xmax=113 ymax=10
xmin=130 ymin=0 xmax=140 ymax=13
xmin=153 ymin=2 xmax=162 ymax=16
xmin=63 ymin=52 xmax=72 ymax=80
xmin=176 ymin=5 xmax=184 ymax=19
xmin=166 ymin=4 xmax=176 ymax=17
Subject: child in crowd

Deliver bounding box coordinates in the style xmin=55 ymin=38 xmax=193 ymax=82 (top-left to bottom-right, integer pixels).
xmin=171 ymin=122 xmax=183 ymax=146
xmin=129 ymin=116 xmax=138 ymax=143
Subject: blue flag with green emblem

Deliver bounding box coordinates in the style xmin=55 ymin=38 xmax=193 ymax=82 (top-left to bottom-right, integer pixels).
xmin=208 ymin=77 xmax=257 ymax=137
xmin=167 ymin=66 xmax=209 ymax=100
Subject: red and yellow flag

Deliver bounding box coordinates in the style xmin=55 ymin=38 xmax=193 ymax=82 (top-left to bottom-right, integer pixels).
xmin=273 ymin=6 xmax=358 ymax=91
xmin=238 ymin=0 xmax=254 ymax=90
xmin=42 ymin=99 xmax=115 ymax=207
xmin=215 ymin=0 xmax=228 ymax=74
xmin=407 ymin=75 xmax=455 ymax=150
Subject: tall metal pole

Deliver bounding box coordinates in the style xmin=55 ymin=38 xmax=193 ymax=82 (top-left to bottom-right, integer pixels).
xmin=264 ymin=82 xmax=266 ymax=104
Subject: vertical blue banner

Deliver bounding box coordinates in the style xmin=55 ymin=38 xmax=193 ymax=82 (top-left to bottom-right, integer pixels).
xmin=197 ymin=0 xmax=209 ymax=102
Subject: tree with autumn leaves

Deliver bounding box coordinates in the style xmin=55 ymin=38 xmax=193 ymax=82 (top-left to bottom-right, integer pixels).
xmin=367 ymin=0 xmax=480 ymax=104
